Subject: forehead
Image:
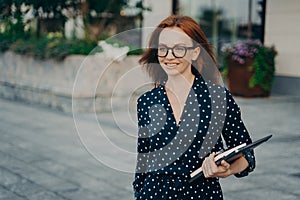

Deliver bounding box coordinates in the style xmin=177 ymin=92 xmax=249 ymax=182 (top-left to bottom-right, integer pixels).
xmin=159 ymin=27 xmax=193 ymax=46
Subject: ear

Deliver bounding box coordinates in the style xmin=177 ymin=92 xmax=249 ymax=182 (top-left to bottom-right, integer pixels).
xmin=192 ymin=46 xmax=200 ymax=61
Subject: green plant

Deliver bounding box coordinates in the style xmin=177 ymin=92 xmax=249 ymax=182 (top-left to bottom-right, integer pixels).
xmin=7 ymin=33 xmax=98 ymax=61
xmin=0 ymin=34 xmax=15 ymax=52
xmin=1 ymin=30 xmax=143 ymax=61
xmin=222 ymin=39 xmax=277 ymax=91
xmin=250 ymin=46 xmax=277 ymax=91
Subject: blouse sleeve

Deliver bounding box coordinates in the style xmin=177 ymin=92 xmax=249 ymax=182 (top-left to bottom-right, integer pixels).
xmin=221 ymin=90 xmax=255 ymax=177
xmin=132 ymin=97 xmax=150 ymax=198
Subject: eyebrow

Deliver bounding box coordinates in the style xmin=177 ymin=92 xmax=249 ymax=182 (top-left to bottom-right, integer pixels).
xmin=158 ymin=43 xmax=189 ymax=46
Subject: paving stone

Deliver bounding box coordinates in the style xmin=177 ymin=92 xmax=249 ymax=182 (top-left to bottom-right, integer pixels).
xmin=60 ymin=187 xmax=103 ymax=200
xmin=0 ymin=140 xmax=46 ymax=163
xmin=0 ymin=168 xmax=68 ymax=200
xmin=0 ymin=167 xmax=21 ymax=187
xmin=27 ymin=190 xmax=68 ymax=200
xmin=0 ymin=186 xmax=25 ymax=200
xmin=224 ymin=187 xmax=299 ymax=200
xmin=0 ymin=96 xmax=299 ymax=200
xmin=0 ymin=152 xmax=79 ymax=198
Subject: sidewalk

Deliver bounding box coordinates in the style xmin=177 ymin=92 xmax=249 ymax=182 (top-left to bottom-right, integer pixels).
xmin=0 ymin=96 xmax=299 ymax=200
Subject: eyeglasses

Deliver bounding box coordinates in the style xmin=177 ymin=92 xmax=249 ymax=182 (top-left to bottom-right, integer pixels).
xmin=157 ymin=45 xmax=195 ymax=58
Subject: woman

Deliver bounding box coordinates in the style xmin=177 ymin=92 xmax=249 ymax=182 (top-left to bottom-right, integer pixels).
xmin=133 ymin=15 xmax=255 ymax=200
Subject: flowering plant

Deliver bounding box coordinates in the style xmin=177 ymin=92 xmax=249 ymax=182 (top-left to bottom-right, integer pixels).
xmin=221 ymin=39 xmax=263 ymax=64
xmin=221 ymin=39 xmax=277 ymax=92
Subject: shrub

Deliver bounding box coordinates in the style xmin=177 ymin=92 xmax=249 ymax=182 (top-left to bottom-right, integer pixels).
xmin=221 ymin=39 xmax=277 ymax=91
xmin=1 ymin=31 xmax=143 ymax=61
xmin=6 ymin=34 xmax=97 ymax=61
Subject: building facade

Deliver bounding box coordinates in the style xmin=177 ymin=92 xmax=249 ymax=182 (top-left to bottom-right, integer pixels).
xmin=142 ymin=0 xmax=300 ymax=95
xmin=265 ymin=0 xmax=300 ymax=95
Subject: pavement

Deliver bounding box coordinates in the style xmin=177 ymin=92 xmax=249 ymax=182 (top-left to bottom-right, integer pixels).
xmin=0 ymin=95 xmax=299 ymax=200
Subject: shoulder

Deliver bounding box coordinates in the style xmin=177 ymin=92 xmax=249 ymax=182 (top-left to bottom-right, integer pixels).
xmin=194 ymin=76 xmax=227 ymax=97
xmin=194 ymin=77 xmax=239 ymax=109
xmin=137 ymin=85 xmax=162 ymax=107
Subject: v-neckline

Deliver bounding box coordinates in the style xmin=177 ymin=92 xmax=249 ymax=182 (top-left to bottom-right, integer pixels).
xmin=162 ymin=77 xmax=195 ymax=127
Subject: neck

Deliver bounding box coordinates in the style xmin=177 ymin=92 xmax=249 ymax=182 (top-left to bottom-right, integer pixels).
xmin=165 ymin=73 xmax=195 ymax=93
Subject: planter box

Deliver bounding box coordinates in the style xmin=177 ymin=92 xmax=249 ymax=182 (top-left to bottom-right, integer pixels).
xmin=226 ymin=59 xmax=269 ymax=97
xmin=0 ymin=51 xmax=151 ymax=112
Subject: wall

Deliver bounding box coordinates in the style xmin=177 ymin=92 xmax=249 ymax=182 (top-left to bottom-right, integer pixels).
xmin=265 ymin=0 xmax=300 ymax=77
xmin=141 ymin=0 xmax=172 ymax=47
xmin=265 ymin=0 xmax=300 ymax=95
xmin=0 ymin=51 xmax=151 ymax=112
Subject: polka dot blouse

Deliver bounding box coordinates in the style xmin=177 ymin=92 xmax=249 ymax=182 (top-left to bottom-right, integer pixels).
xmin=133 ymin=76 xmax=255 ymax=200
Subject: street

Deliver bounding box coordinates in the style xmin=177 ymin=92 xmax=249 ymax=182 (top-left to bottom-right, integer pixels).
xmin=0 ymin=96 xmax=299 ymax=200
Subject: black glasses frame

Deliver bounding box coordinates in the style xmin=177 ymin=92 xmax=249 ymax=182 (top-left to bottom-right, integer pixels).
xmin=157 ymin=46 xmax=196 ymax=58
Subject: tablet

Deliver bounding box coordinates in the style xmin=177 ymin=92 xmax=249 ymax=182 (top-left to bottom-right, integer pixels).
xmin=189 ymin=134 xmax=272 ymax=183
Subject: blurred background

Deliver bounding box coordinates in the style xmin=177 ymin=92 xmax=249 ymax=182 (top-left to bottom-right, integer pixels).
xmin=0 ymin=0 xmax=299 ymax=200
xmin=1 ymin=0 xmax=299 ymax=99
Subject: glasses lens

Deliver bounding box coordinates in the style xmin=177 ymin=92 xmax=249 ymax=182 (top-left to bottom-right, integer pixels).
xmin=173 ymin=46 xmax=186 ymax=58
xmin=157 ymin=46 xmax=192 ymax=58
xmin=158 ymin=46 xmax=168 ymax=57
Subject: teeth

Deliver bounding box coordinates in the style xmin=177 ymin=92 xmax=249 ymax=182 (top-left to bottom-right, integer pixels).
xmin=166 ymin=63 xmax=177 ymax=67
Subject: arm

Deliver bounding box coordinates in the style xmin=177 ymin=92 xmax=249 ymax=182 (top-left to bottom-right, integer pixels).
xmin=222 ymin=91 xmax=255 ymax=177
xmin=133 ymin=127 xmax=149 ymax=197
xmin=132 ymin=98 xmax=150 ymax=198
xmin=202 ymin=90 xmax=255 ymax=178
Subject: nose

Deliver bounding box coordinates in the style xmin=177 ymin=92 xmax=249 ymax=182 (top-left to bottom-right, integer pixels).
xmin=165 ymin=49 xmax=175 ymax=59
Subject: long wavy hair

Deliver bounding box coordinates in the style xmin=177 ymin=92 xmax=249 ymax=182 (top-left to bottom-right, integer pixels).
xmin=139 ymin=15 xmax=220 ymax=85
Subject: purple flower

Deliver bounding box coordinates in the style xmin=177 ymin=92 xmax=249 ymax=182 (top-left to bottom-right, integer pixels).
xmin=221 ymin=39 xmax=263 ymax=63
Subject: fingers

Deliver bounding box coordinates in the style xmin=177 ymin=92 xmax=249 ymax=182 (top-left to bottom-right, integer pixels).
xmin=220 ymin=160 xmax=230 ymax=170
xmin=202 ymin=152 xmax=217 ymax=178
xmin=202 ymin=153 xmax=231 ymax=178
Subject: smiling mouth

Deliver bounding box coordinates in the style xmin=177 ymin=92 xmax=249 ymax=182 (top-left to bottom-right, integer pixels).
xmin=165 ymin=63 xmax=179 ymax=67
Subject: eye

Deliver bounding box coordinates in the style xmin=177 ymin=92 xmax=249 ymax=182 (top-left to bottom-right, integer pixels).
xmin=174 ymin=46 xmax=185 ymax=52
xmin=158 ymin=46 xmax=167 ymax=52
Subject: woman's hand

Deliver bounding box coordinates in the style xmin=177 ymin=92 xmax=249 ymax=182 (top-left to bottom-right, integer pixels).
xmin=202 ymin=152 xmax=233 ymax=178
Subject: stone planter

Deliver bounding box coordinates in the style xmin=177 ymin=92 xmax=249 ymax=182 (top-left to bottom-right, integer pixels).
xmin=0 ymin=51 xmax=151 ymax=112
xmin=226 ymin=59 xmax=269 ymax=97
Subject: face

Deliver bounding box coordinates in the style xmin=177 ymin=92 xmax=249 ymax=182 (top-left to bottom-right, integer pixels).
xmin=158 ymin=27 xmax=200 ymax=78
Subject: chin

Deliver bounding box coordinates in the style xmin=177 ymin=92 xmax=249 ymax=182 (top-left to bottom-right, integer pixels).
xmin=164 ymin=66 xmax=192 ymax=77
xmin=163 ymin=68 xmax=181 ymax=76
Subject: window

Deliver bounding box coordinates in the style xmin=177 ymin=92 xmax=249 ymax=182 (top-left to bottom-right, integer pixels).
xmin=178 ymin=0 xmax=266 ymax=63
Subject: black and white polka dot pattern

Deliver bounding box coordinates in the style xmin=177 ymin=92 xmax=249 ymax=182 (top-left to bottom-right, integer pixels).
xmin=133 ymin=76 xmax=255 ymax=200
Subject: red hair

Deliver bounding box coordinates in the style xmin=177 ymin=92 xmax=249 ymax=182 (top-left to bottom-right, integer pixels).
xmin=139 ymin=15 xmax=219 ymax=84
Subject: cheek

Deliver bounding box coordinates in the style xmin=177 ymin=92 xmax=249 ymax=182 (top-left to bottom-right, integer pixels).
xmin=187 ymin=52 xmax=195 ymax=60
xmin=181 ymin=56 xmax=193 ymax=65
xmin=158 ymin=57 xmax=164 ymax=65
